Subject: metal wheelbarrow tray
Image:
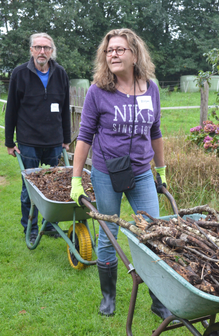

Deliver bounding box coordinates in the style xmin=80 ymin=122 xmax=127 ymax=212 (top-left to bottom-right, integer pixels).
xmin=121 ymin=214 xmax=219 ymax=320
xmin=19 ymin=163 xmax=98 ymax=269
xmin=21 ymin=166 xmax=96 ymax=222
xmin=81 ymin=196 xmax=219 ymax=335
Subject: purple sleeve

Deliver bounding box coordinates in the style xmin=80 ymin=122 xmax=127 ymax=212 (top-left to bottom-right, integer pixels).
xmin=150 ymin=83 xmax=162 ymax=140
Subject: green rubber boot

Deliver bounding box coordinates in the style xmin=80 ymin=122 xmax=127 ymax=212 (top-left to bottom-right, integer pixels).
xmin=149 ymin=289 xmax=179 ymax=323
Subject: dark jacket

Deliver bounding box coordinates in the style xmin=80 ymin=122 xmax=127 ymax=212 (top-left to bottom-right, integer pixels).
xmin=5 ymin=57 xmax=71 ymax=148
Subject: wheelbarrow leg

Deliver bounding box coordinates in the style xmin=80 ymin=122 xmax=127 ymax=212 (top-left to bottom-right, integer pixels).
xmin=25 ymin=200 xmax=43 ymax=250
xmin=126 ymin=271 xmax=143 ymax=336
xmin=203 ymin=315 xmax=219 ymax=336
xmin=152 ymin=317 xmax=203 ymax=336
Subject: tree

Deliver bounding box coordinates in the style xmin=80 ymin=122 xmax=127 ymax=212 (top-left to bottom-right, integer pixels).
xmin=0 ymin=0 xmax=91 ymax=78
xmin=195 ymin=48 xmax=219 ymax=126
xmin=0 ymin=0 xmax=219 ymax=82
xmin=161 ymin=0 xmax=219 ymax=80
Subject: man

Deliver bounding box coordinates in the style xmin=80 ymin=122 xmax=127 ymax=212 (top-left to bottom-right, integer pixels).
xmin=5 ymin=32 xmax=71 ymax=244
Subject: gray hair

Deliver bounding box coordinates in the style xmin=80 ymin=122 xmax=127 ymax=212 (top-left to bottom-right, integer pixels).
xmin=30 ymin=32 xmax=57 ymax=60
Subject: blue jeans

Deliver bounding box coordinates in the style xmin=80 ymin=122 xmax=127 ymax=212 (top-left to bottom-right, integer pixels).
xmin=91 ymin=166 xmax=159 ymax=263
xmin=18 ymin=144 xmax=63 ymax=235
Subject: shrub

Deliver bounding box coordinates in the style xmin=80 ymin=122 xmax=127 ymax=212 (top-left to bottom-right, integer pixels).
xmin=186 ymin=108 xmax=219 ymax=157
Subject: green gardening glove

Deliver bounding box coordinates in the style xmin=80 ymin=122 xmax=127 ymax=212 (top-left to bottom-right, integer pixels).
xmin=70 ymin=177 xmax=91 ymax=207
xmin=155 ymin=166 xmax=167 ymax=188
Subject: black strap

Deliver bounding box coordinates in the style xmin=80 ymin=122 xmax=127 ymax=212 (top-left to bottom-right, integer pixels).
xmin=98 ymin=80 xmax=136 ymax=161
xmin=129 ymin=81 xmax=136 ymax=155
xmin=98 ymin=136 xmax=106 ymax=161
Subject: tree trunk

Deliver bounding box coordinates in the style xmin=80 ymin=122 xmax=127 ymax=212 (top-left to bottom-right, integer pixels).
xmin=200 ymin=81 xmax=209 ymax=127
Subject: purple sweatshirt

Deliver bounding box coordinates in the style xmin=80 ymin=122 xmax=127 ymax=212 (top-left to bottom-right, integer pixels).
xmin=78 ymin=80 xmax=162 ymax=176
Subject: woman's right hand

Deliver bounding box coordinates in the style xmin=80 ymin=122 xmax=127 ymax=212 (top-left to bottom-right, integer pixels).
xmin=70 ymin=177 xmax=91 ymax=206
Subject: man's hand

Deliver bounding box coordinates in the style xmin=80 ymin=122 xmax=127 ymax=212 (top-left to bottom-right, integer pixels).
xmin=7 ymin=146 xmax=20 ymax=157
xmin=155 ymin=166 xmax=167 ymax=187
xmin=62 ymin=143 xmax=69 ymax=151
xmin=70 ymin=177 xmax=91 ymax=206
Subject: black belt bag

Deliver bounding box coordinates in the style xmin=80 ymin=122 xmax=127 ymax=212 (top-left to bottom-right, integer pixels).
xmin=98 ymin=86 xmax=136 ymax=193
xmin=105 ymin=154 xmax=135 ymax=192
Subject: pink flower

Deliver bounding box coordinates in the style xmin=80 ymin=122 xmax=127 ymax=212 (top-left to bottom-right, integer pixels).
xmin=204 ymin=124 xmax=217 ymax=133
xmin=190 ymin=125 xmax=202 ymax=132
xmin=203 ymin=120 xmax=213 ymax=125
xmin=203 ymin=136 xmax=213 ymax=143
xmin=204 ymin=142 xmax=213 ymax=149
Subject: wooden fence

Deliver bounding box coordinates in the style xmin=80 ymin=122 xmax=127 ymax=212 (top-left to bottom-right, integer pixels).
xmin=68 ymin=86 xmax=92 ymax=169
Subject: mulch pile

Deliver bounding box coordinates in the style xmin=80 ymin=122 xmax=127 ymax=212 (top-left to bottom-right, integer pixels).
xmin=24 ymin=167 xmax=95 ymax=202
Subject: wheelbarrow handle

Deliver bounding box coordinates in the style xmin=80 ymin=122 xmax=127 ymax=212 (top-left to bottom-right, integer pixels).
xmin=161 ymin=186 xmax=179 ymax=215
xmin=15 ymin=148 xmax=70 ymax=170
xmin=81 ymin=197 xmax=134 ymax=272
xmin=81 ymin=197 xmax=145 ymax=336
xmin=155 ymin=173 xmax=178 ymax=215
xmin=62 ymin=148 xmax=71 ymax=166
xmin=15 ymin=150 xmax=25 ymax=171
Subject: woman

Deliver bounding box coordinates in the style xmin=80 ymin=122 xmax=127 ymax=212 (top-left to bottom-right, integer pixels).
xmin=70 ymin=28 xmax=168 ymax=318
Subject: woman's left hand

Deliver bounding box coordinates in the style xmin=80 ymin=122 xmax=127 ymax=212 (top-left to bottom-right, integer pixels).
xmin=155 ymin=166 xmax=167 ymax=187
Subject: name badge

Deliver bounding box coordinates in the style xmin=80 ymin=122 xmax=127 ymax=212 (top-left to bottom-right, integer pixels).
xmin=136 ymin=96 xmax=153 ymax=111
xmin=51 ymin=103 xmax=59 ymax=112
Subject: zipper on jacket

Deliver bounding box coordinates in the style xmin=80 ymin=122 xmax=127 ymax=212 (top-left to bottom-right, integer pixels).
xmin=28 ymin=58 xmax=54 ymax=101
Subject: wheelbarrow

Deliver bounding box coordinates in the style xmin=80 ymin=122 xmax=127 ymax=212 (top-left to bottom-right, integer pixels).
xmin=16 ymin=148 xmax=177 ymax=274
xmin=80 ymin=193 xmax=219 ymax=336
xmin=16 ymin=151 xmax=219 ymax=335
xmin=16 ymin=148 xmax=98 ymax=270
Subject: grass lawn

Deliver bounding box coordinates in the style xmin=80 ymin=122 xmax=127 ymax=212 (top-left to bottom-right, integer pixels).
xmin=0 ymin=127 xmax=209 ymax=335
xmin=1 ymin=88 xmax=219 ymax=335
xmin=160 ymin=91 xmax=217 ymax=136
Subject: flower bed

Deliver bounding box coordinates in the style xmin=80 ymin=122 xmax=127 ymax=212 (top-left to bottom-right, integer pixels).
xmin=188 ymin=119 xmax=219 ymax=156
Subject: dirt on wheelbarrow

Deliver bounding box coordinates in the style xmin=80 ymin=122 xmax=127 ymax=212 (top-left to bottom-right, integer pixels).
xmin=25 ymin=167 xmax=95 ymax=202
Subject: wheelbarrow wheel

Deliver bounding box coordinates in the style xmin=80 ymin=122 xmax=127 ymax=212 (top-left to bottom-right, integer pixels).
xmin=67 ymin=223 xmax=92 ymax=270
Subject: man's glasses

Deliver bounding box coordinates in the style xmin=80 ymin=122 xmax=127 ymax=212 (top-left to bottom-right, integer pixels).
xmin=104 ymin=47 xmax=131 ymax=57
xmin=32 ymin=45 xmax=53 ymax=52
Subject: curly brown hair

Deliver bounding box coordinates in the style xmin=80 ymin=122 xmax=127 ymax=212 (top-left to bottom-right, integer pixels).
xmin=92 ymin=28 xmax=155 ymax=92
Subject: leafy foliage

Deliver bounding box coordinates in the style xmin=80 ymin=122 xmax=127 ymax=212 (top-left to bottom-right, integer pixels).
xmin=195 ymin=48 xmax=219 ymax=90
xmin=1 ymin=0 xmax=219 ymax=81
xmin=187 ymin=109 xmax=219 ymax=157
xmin=190 ymin=47 xmax=219 ymax=151
xmin=194 ymin=70 xmax=212 ymax=89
